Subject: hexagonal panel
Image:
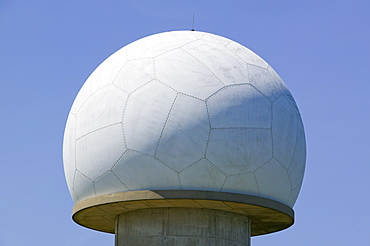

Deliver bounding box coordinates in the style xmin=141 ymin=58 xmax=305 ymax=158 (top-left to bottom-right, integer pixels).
xmin=155 ymin=94 xmax=210 ymax=171
xmin=207 ymin=84 xmax=271 ymax=129
xmin=221 ymin=172 xmax=258 ymax=195
xmin=179 ymin=158 xmax=226 ymax=191
xmin=125 ymin=31 xmax=198 ymax=60
xmin=226 ymin=41 xmax=268 ymax=69
xmin=113 ymin=58 xmax=155 ymax=93
xmin=112 ymin=151 xmax=179 ymax=190
xmin=75 ymin=124 xmax=125 ymax=180
xmin=73 ymin=170 xmax=95 ymax=202
xmin=254 ymin=159 xmax=291 ymax=204
xmin=123 ymin=80 xmax=177 ymax=155
xmin=75 ymin=85 xmax=127 ymax=138
xmin=206 ymin=128 xmax=272 ymax=175
xmin=155 ymin=48 xmax=223 ymax=100
xmin=248 ymin=65 xmax=287 ymax=101
xmin=182 ymin=40 xmax=249 ymax=86
xmin=272 ymin=95 xmax=298 ymax=169
xmin=93 ymin=171 xmax=128 ymax=196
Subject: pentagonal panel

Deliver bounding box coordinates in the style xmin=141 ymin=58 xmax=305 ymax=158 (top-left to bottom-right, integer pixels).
xmin=75 ymin=86 xmax=127 ymax=138
xmin=155 ymin=94 xmax=210 ymax=171
xmin=206 ymin=129 xmax=272 ymax=175
xmin=93 ymin=171 xmax=128 ymax=196
xmin=73 ymin=170 xmax=95 ymax=202
xmin=125 ymin=31 xmax=198 ymax=60
xmin=63 ymin=113 xmax=76 ymax=193
xmin=207 ymin=84 xmax=271 ymax=129
xmin=112 ymin=151 xmax=179 ymax=190
xmin=113 ymin=58 xmax=155 ymax=93
xmin=226 ymin=41 xmax=268 ymax=69
xmin=272 ymin=95 xmax=298 ymax=169
xmin=248 ymin=65 xmax=287 ymax=101
xmin=221 ymin=172 xmax=258 ymax=195
xmin=155 ymin=48 xmax=223 ymax=100
xmin=123 ymin=80 xmax=177 ymax=155
xmin=75 ymin=124 xmax=125 ymax=180
xmin=254 ymin=159 xmax=291 ymax=204
xmin=182 ymin=41 xmax=249 ymax=86
xmin=179 ymin=159 xmax=226 ymax=191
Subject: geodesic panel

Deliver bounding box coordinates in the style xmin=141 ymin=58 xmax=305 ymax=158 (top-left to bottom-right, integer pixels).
xmin=248 ymin=65 xmax=287 ymax=101
xmin=155 ymin=48 xmax=223 ymax=99
xmin=63 ymin=113 xmax=75 ymax=193
xmin=179 ymin=158 xmax=226 ymax=191
xmin=75 ymin=86 xmax=127 ymax=138
xmin=75 ymin=124 xmax=125 ymax=180
xmin=123 ymin=80 xmax=177 ymax=155
xmin=225 ymin=41 xmax=268 ymax=69
xmin=221 ymin=172 xmax=258 ymax=195
xmin=113 ymin=58 xmax=155 ymax=93
xmin=254 ymin=159 xmax=291 ymax=205
xmin=272 ymin=95 xmax=298 ymax=169
xmin=155 ymin=94 xmax=209 ymax=172
xmin=287 ymin=120 xmax=306 ymax=189
xmin=289 ymin=182 xmax=303 ymax=206
xmin=191 ymin=31 xmax=232 ymax=46
xmin=268 ymin=66 xmax=286 ymax=89
xmin=125 ymin=31 xmax=197 ymax=60
xmin=68 ymin=50 xmax=127 ymax=116
xmin=112 ymin=151 xmax=179 ymax=191
xmin=182 ymin=41 xmax=249 ymax=86
xmin=73 ymin=170 xmax=95 ymax=202
xmin=206 ymin=128 xmax=272 ymax=175
xmin=88 ymin=47 xmax=128 ymax=92
xmin=207 ymin=84 xmax=271 ymax=129
xmin=93 ymin=171 xmax=126 ymax=197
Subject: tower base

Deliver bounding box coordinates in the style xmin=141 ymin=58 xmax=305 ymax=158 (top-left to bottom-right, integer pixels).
xmin=115 ymin=208 xmax=251 ymax=246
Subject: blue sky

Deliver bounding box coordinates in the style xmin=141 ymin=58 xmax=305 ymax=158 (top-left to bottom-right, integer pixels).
xmin=1 ymin=0 xmax=369 ymax=245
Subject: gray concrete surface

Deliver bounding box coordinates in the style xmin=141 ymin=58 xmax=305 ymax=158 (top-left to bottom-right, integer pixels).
xmin=115 ymin=208 xmax=250 ymax=246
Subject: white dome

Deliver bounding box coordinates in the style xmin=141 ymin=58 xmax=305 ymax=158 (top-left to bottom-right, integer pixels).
xmin=63 ymin=31 xmax=306 ymax=207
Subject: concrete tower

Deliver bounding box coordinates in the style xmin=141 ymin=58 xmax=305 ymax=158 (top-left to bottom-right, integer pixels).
xmin=63 ymin=31 xmax=306 ymax=246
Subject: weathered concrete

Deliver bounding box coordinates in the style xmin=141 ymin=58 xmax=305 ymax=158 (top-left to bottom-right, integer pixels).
xmin=72 ymin=190 xmax=294 ymax=236
xmin=115 ymin=208 xmax=251 ymax=246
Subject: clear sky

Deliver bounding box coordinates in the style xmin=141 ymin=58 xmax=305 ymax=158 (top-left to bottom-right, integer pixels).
xmin=1 ymin=0 xmax=369 ymax=245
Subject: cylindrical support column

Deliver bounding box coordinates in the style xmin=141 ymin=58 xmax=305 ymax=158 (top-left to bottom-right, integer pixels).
xmin=115 ymin=208 xmax=251 ymax=246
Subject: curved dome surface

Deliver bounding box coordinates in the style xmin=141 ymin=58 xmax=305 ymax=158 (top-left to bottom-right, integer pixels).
xmin=63 ymin=31 xmax=306 ymax=207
